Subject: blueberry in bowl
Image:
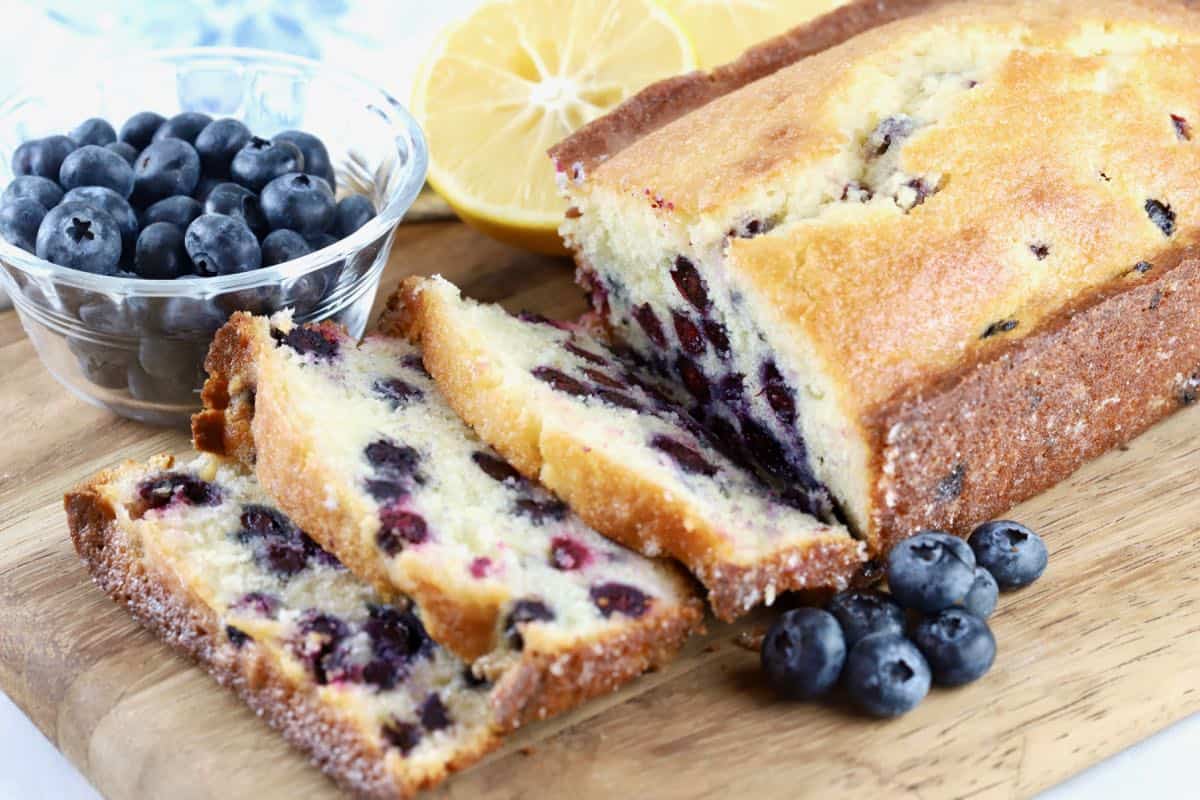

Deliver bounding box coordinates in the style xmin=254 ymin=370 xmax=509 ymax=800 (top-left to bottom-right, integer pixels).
xmin=0 ymin=48 xmax=428 ymax=427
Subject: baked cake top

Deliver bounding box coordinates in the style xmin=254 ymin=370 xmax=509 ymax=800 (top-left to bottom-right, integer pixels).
xmin=572 ymin=0 xmax=1200 ymax=413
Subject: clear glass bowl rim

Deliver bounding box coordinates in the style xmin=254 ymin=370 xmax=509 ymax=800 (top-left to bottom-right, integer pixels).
xmin=0 ymin=46 xmax=429 ymax=298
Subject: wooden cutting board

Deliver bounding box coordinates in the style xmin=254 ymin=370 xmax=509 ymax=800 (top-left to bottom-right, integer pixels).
xmin=2 ymin=222 xmax=1198 ymax=800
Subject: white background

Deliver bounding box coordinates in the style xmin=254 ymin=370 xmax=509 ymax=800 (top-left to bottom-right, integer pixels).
xmin=0 ymin=2 xmax=1195 ymax=798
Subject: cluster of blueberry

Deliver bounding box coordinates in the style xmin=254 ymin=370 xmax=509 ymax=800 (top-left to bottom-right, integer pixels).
xmin=761 ymin=520 xmax=1048 ymax=717
xmin=0 ymin=111 xmax=376 ymax=278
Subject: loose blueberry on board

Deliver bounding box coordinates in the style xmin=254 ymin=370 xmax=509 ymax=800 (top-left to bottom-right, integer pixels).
xmin=184 ymin=214 xmax=262 ymax=276
xmin=58 ymin=145 xmax=135 ymax=198
xmin=105 ymin=141 xmax=139 ymax=166
xmin=761 ymin=607 xmax=846 ymax=700
xmin=261 ymin=229 xmax=313 ymax=267
xmin=35 ymin=201 xmax=122 ymax=274
xmin=912 ymin=609 xmax=996 ymax=687
xmin=13 ymin=135 xmax=77 ymax=180
xmin=260 ymin=173 xmax=335 ymax=236
xmin=335 ymin=194 xmax=376 ymax=237
xmin=960 ymin=566 xmax=999 ymax=619
xmin=62 ymin=187 xmax=139 ymax=256
xmin=230 ymin=136 xmax=304 ymax=192
xmin=827 ymin=589 xmax=906 ymax=648
xmin=70 ymin=117 xmax=118 ymax=147
xmin=132 ymin=139 xmax=202 ymax=206
xmin=3 ymin=175 xmax=64 ymax=210
xmin=843 ymin=632 xmax=932 ymax=717
xmin=204 ymin=182 xmax=269 ymax=238
xmin=194 ymin=118 xmax=252 ymax=178
xmin=886 ymin=530 xmax=977 ymax=613
xmin=273 ymin=129 xmax=335 ymax=188
xmin=152 ymin=111 xmax=213 ymax=145
xmin=141 ymin=195 xmax=203 ymax=229
xmin=0 ymin=198 xmax=48 ymax=253
xmin=134 ymin=222 xmax=191 ymax=279
xmin=968 ymin=520 xmax=1048 ymax=589
xmin=119 ymin=111 xmax=166 ymax=149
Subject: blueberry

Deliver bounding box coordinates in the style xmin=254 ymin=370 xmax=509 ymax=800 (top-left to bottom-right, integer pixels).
xmin=152 ymin=111 xmax=213 ymax=145
xmin=193 ymin=175 xmax=221 ymax=203
xmin=967 ymin=520 xmax=1048 ymax=589
xmin=960 ymin=566 xmax=999 ymax=619
xmin=886 ymin=531 xmax=977 ymax=613
xmin=827 ymin=589 xmax=906 ymax=647
xmin=305 ymin=232 xmax=337 ymax=251
xmin=67 ymin=336 xmax=131 ymax=389
xmin=126 ymin=361 xmax=198 ymax=403
xmin=912 ymin=609 xmax=996 ymax=687
xmin=760 ymin=607 xmax=846 ymax=700
xmin=273 ymin=129 xmax=335 ymax=187
xmin=145 ymin=296 xmax=227 ymax=334
xmin=35 ymin=201 xmax=122 ymax=273
xmin=119 ymin=111 xmax=166 ymax=149
xmin=843 ymin=633 xmax=931 ymax=717
xmin=138 ymin=336 xmax=205 ymax=381
xmin=142 ymin=195 xmax=203 ymax=229
xmin=105 ymin=141 xmax=139 ymax=166
xmin=62 ymin=187 xmax=138 ymax=256
xmin=335 ymin=194 xmax=375 ymax=237
xmin=132 ymin=139 xmax=201 ymax=206
xmin=70 ymin=117 xmax=117 ymax=147
xmin=13 ymin=135 xmax=77 ymax=180
xmin=230 ymin=136 xmax=303 ymax=192
xmin=204 ymin=182 xmax=267 ymax=237
xmin=194 ymin=118 xmax=252 ymax=177
xmin=58 ymin=144 xmax=135 ymax=198
xmin=261 ymin=173 xmax=335 ymax=236
xmin=261 ymin=228 xmax=312 ymax=266
xmin=135 ymin=222 xmax=191 ymax=279
xmin=184 ymin=214 xmax=261 ymax=276
xmin=0 ymin=198 xmax=47 ymax=252
xmin=3 ymin=176 xmax=64 ymax=209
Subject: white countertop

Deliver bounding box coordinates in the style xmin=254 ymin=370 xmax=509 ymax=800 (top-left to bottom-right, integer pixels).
xmin=2 ymin=2 xmax=1197 ymax=797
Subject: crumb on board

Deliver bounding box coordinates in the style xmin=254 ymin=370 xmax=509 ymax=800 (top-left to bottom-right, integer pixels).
xmin=733 ymin=626 xmax=766 ymax=653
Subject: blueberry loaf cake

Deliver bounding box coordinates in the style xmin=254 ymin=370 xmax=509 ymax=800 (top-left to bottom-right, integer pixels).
xmin=66 ymin=454 xmax=509 ymax=799
xmin=386 ymin=276 xmax=865 ymax=619
xmin=192 ymin=313 xmax=702 ymax=698
xmin=553 ymin=0 xmax=1200 ymax=555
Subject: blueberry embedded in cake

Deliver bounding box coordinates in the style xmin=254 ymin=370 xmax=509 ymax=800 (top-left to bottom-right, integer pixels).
xmin=64 ymin=455 xmax=504 ymax=798
xmin=387 ymin=276 xmax=867 ymax=620
xmin=552 ymin=0 xmax=1200 ymax=556
xmin=192 ymin=312 xmax=703 ymax=711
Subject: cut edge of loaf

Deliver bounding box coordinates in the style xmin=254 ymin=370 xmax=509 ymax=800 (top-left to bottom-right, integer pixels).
xmin=383 ymin=276 xmax=866 ymax=621
xmin=192 ymin=315 xmax=705 ymax=725
xmin=548 ymin=0 xmax=949 ymax=176
xmin=64 ymin=454 xmax=493 ymax=800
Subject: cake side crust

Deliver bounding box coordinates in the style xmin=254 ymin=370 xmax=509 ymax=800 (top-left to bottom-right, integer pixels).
xmin=63 ymin=458 xmax=471 ymax=800
xmin=388 ymin=278 xmax=864 ymax=620
xmin=865 ymin=249 xmax=1200 ymax=550
xmin=548 ymin=0 xmax=949 ymax=175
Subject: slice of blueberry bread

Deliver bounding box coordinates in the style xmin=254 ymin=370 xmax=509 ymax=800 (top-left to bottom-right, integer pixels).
xmin=192 ymin=313 xmax=702 ymax=697
xmin=65 ymin=454 xmax=508 ymax=800
xmin=386 ymin=276 xmax=866 ymax=620
xmin=554 ymin=0 xmax=1200 ymax=554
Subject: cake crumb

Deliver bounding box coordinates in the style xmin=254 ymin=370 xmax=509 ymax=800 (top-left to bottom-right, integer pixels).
xmin=733 ymin=627 xmax=766 ymax=652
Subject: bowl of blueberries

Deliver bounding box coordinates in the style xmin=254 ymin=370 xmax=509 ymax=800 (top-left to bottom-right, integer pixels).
xmin=0 ymin=47 xmax=428 ymax=426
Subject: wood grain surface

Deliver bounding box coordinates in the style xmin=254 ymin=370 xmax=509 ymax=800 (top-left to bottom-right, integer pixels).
xmin=1 ymin=222 xmax=1198 ymax=800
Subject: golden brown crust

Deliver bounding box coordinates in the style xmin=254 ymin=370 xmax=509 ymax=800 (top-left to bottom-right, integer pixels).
xmin=64 ymin=458 xmax=466 ymax=800
xmin=864 ymin=248 xmax=1200 ymax=552
xmin=193 ymin=315 xmax=704 ymax=724
xmin=390 ymin=278 xmax=863 ymax=621
xmin=548 ymin=0 xmax=950 ymax=174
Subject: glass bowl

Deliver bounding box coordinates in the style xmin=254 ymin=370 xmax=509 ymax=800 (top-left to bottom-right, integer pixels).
xmin=0 ymin=47 xmax=428 ymax=426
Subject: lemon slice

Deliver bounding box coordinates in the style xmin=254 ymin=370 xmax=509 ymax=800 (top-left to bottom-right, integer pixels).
xmin=658 ymin=0 xmax=851 ymax=69
xmin=413 ymin=0 xmax=695 ymax=255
